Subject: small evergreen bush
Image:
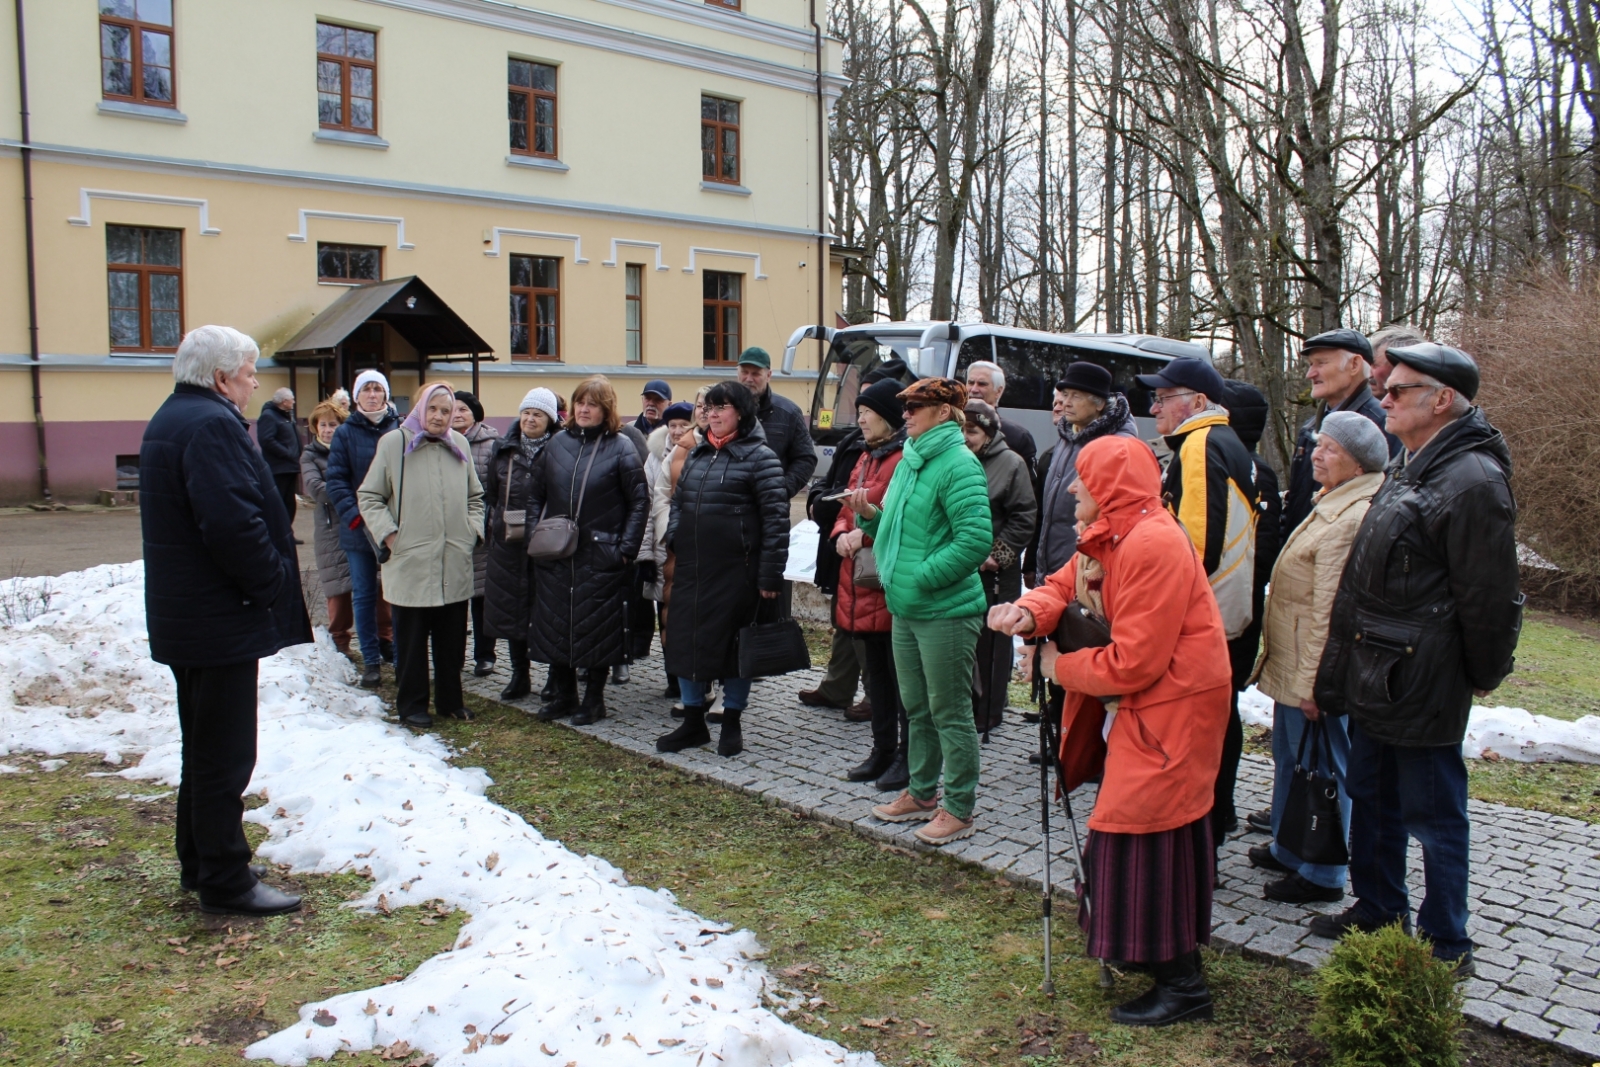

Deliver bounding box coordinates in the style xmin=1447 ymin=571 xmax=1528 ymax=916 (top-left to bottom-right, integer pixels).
xmin=1311 ymin=923 xmax=1463 ymax=1067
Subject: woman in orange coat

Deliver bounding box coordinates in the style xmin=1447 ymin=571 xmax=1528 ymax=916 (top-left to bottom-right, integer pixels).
xmin=989 ymin=434 xmax=1230 ymax=1027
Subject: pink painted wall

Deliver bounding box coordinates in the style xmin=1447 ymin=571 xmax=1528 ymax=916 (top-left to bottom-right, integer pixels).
xmin=0 ymin=421 xmax=152 ymax=505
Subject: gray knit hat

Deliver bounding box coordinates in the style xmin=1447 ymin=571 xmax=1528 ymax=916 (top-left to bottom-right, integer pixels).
xmin=1318 ymin=411 xmax=1389 ymax=473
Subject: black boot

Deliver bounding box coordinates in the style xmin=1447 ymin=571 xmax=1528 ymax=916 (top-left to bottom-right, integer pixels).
xmin=1109 ymin=951 xmax=1213 ymax=1027
xmin=499 ymin=654 xmax=531 ymax=701
xmin=874 ymin=750 xmax=910 ymax=792
xmin=657 ymin=705 xmax=710 ymax=752
xmin=663 ymin=675 xmax=681 ymax=700
xmin=717 ymin=709 xmax=744 ymax=757
xmin=539 ymin=674 xmax=555 ymax=702
xmin=572 ymin=672 xmax=608 ymax=725
xmin=847 ymin=748 xmax=895 ymax=783
xmin=536 ymin=666 xmax=578 ymax=721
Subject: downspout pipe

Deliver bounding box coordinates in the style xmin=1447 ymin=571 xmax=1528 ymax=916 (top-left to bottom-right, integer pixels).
xmin=810 ymin=0 xmax=826 ymax=372
xmin=14 ymin=0 xmax=49 ymax=502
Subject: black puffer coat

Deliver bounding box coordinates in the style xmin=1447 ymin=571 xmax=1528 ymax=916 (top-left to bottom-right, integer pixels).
xmin=524 ymin=425 xmax=649 ymax=668
xmin=664 ymin=422 xmax=790 ymax=682
xmin=804 ymin=427 xmax=866 ymax=595
xmin=1223 ymin=380 xmax=1284 ymax=688
xmin=1315 ymin=408 xmax=1523 ymax=746
xmin=481 ymin=427 xmax=554 ymax=642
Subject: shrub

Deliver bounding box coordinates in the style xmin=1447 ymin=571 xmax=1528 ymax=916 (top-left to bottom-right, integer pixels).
xmin=1310 ymin=923 xmax=1463 ymax=1067
xmin=1460 ymin=268 xmax=1600 ymax=606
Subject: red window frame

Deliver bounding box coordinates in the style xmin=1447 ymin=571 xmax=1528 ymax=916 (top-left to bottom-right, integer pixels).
xmin=510 ymin=255 xmax=561 ymax=361
xmin=106 ymin=225 xmax=184 ymax=354
xmin=508 ymin=59 xmax=558 ymax=158
xmin=702 ymin=270 xmax=742 ymax=365
xmin=99 ymin=2 xmax=176 ymax=107
xmin=701 ymin=96 xmax=740 ymax=184
xmin=317 ymin=23 xmax=377 ymax=133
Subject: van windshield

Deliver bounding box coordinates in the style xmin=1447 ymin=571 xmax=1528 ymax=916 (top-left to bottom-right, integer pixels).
xmin=810 ymin=333 xmax=921 ymax=435
xmin=954 ymin=335 xmax=1162 ymax=418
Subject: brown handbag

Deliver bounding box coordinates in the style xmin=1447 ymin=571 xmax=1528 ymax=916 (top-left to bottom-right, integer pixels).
xmin=847 ymin=459 xmax=882 ymax=590
xmin=526 ymin=440 xmax=598 ymax=561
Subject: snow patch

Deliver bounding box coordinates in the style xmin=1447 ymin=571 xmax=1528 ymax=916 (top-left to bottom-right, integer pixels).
xmin=0 ymin=563 xmax=872 ymax=1067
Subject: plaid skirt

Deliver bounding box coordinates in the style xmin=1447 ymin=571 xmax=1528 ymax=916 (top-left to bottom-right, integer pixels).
xmin=1078 ymin=814 xmax=1214 ymax=963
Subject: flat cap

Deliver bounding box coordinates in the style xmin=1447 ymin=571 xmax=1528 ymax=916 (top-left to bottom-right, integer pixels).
xmin=1386 ymin=342 xmax=1480 ymax=401
xmin=1302 ymin=328 xmax=1374 ymax=364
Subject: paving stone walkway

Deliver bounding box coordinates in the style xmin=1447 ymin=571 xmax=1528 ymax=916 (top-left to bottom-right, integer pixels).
xmin=463 ymin=649 xmax=1600 ymax=1060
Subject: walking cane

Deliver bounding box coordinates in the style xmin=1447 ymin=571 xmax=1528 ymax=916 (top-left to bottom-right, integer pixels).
xmin=1031 ymin=636 xmax=1056 ymax=995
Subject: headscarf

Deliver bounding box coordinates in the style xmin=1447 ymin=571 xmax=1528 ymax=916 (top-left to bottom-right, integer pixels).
xmin=402 ymin=382 xmax=469 ymax=463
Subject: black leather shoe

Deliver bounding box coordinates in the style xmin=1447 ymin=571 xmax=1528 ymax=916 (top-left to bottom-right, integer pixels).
xmin=182 ymin=863 xmax=268 ymax=893
xmin=571 ymin=701 xmax=607 ymax=726
xmin=1246 ymin=808 xmax=1274 ymax=834
xmin=847 ymin=749 xmax=895 ymax=783
xmin=359 ymin=665 xmax=382 ymax=689
xmin=500 ymin=669 xmax=531 ymax=701
xmin=1264 ymin=872 xmax=1344 ymax=904
xmin=1109 ymin=954 xmax=1213 ymax=1027
xmin=1247 ymin=844 xmax=1291 ymax=874
xmin=199 ymin=881 xmax=302 ymax=916
xmin=1308 ymin=904 xmax=1412 ymax=941
xmin=378 ymin=638 xmax=395 ymax=665
xmin=874 ymin=751 xmax=910 ymax=792
xmin=611 ymin=664 xmax=629 ymax=684
xmin=657 ymin=708 xmax=710 ymax=753
xmin=472 ymin=659 xmax=495 ymax=677
xmin=440 ymin=707 xmax=474 ymax=722
xmin=402 ymin=711 xmax=433 ymax=728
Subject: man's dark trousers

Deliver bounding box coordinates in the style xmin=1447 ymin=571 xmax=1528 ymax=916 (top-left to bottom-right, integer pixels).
xmin=1345 ymin=720 xmax=1472 ymax=960
xmin=394 ymin=601 xmax=468 ymax=719
xmin=173 ymin=660 xmax=259 ymax=901
xmin=273 ymin=472 xmax=298 ymax=526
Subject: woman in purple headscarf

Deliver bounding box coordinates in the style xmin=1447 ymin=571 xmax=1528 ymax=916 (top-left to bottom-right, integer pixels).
xmin=357 ymin=382 xmax=485 ymax=728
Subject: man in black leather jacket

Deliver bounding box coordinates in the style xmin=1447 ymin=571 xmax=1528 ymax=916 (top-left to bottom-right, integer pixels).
xmin=736 ymin=347 xmax=817 ymax=499
xmin=1310 ymin=343 xmax=1522 ymax=973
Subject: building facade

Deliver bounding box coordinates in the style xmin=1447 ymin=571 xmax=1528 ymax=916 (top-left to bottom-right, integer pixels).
xmin=0 ymin=0 xmax=843 ymax=503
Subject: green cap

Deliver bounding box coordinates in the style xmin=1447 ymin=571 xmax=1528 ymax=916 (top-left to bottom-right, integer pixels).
xmin=737 ymin=346 xmax=771 ymax=369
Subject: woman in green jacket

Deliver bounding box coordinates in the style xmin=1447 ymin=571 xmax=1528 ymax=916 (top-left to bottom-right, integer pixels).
xmin=851 ymin=377 xmax=993 ymax=845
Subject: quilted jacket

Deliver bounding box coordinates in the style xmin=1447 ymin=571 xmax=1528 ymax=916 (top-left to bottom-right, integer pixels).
xmin=481 ymin=427 xmax=554 ymax=642
xmin=325 ymin=406 xmax=402 ymax=557
xmin=300 ymin=439 xmax=352 ymax=598
xmin=462 ymin=420 xmax=501 ymax=598
xmin=524 ymin=425 xmax=649 ymax=668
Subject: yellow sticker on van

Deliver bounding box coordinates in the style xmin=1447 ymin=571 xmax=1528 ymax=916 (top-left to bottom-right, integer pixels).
xmin=817 ymin=409 xmax=834 ymax=429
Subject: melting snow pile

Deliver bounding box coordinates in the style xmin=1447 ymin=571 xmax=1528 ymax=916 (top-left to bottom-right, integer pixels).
xmin=1237 ymin=685 xmax=1600 ymax=764
xmin=0 ymin=564 xmax=873 ymax=1067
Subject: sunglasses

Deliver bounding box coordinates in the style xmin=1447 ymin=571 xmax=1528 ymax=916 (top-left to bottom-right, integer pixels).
xmin=902 ymin=400 xmax=933 ymax=413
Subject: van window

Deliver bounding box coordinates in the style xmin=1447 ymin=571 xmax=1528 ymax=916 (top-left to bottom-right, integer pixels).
xmin=955 ymin=336 xmax=1163 ymax=418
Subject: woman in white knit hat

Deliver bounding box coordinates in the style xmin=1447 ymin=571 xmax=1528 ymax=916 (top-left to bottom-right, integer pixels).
xmin=482 ymin=388 xmax=561 ymax=701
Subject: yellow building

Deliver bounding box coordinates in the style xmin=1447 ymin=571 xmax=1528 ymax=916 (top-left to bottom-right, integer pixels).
xmin=0 ymin=0 xmax=843 ymax=503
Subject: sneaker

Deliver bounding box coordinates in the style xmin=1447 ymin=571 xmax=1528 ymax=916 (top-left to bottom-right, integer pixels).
xmin=914 ymin=809 xmax=975 ymax=846
xmin=1263 ymin=872 xmax=1344 ymax=904
xmin=1246 ymin=809 xmax=1274 ymax=834
xmin=871 ymin=791 xmax=939 ymax=823
xmin=1247 ymin=844 xmax=1291 ymax=874
xmin=1308 ymin=905 xmax=1412 ymax=941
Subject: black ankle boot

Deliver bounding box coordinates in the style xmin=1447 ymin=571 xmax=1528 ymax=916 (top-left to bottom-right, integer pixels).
xmin=874 ymin=750 xmax=910 ymax=792
xmin=717 ymin=709 xmax=743 ymax=757
xmin=1109 ymin=951 xmax=1213 ymax=1027
xmin=500 ymin=658 xmax=531 ymax=701
xmin=657 ymin=706 xmax=710 ymax=752
xmin=847 ymin=748 xmax=895 ymax=783
xmin=663 ymin=676 xmax=681 ymax=699
xmin=536 ymin=668 xmax=578 ymax=721
xmin=572 ymin=675 xmax=608 ymax=725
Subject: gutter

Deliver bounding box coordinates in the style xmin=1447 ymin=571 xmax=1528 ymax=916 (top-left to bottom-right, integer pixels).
xmin=13 ymin=0 xmax=48 ymax=502
xmin=810 ymin=0 xmax=826 ymax=371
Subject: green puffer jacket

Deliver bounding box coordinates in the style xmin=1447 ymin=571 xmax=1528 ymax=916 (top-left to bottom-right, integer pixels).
xmin=859 ymin=419 xmax=992 ymax=620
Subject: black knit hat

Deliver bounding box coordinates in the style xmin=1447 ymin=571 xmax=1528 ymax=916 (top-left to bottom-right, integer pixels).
xmin=855 ymin=379 xmax=905 ymax=429
xmin=1057 ymin=361 xmax=1113 ymax=399
xmin=452 ymin=390 xmax=484 ymax=423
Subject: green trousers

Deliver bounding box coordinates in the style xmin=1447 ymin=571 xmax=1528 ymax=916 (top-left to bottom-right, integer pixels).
xmin=891 ymin=614 xmax=983 ymax=820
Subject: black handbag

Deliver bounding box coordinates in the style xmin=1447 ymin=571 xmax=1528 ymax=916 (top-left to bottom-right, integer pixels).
xmin=736 ymin=597 xmax=811 ymax=679
xmin=1277 ymin=719 xmax=1349 ymax=867
xmin=527 ymin=440 xmax=599 ymax=561
xmin=1053 ymin=600 xmax=1112 ymax=652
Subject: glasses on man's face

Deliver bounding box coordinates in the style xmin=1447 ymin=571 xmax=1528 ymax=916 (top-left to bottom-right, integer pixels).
xmin=1385 ymin=382 xmax=1438 ymax=399
xmin=1149 ymin=390 xmax=1198 ymax=409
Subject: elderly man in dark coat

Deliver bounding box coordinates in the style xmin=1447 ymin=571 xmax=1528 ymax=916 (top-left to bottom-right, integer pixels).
xmin=256 ymin=386 xmax=303 ymax=531
xmin=1312 ymin=343 xmax=1522 ymax=976
xmin=140 ymin=325 xmax=313 ymax=917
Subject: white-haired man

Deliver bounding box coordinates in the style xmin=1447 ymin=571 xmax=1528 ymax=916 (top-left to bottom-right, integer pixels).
xmin=964 ymin=360 xmax=1037 ymax=472
xmin=140 ymin=325 xmax=311 ymax=917
xmin=256 ymin=385 xmax=303 ymax=533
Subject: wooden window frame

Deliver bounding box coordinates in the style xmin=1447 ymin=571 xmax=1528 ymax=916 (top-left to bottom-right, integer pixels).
xmin=508 ymin=59 xmax=558 ymax=159
xmin=624 ymin=263 xmax=644 ymax=364
xmin=701 ymin=95 xmax=740 ymax=184
xmin=702 ymin=270 xmax=742 ymax=366
xmin=317 ymin=23 xmax=377 ymax=133
xmin=316 ymin=242 xmax=384 ymax=284
xmin=705 ymin=0 xmax=741 ymax=9
xmin=99 ymin=4 xmax=177 ymax=108
xmin=106 ymin=225 xmax=184 ymax=354
xmin=510 ymin=254 xmax=561 ymax=362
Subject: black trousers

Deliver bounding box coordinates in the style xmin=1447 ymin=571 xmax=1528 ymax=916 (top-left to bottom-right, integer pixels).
xmin=466 ymin=595 xmax=496 ymax=664
xmin=857 ymin=632 xmax=907 ymax=756
xmin=1211 ymin=632 xmax=1255 ymax=837
xmin=172 ymin=661 xmax=259 ymax=901
xmin=272 ymin=471 xmax=298 ymax=526
xmin=393 ymin=601 xmax=468 ymax=720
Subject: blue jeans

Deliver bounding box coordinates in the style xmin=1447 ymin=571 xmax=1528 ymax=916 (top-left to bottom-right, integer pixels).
xmin=678 ymin=677 xmax=752 ymax=710
xmin=1345 ymin=721 xmax=1473 ymax=960
xmin=1269 ymin=702 xmax=1352 ymax=889
xmin=346 ymin=546 xmax=384 ymax=668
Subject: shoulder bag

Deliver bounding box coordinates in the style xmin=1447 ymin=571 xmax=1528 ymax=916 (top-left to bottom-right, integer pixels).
xmin=849 ymin=460 xmax=883 ymax=591
xmin=500 ymin=453 xmax=526 ymax=544
xmin=527 ymin=439 xmax=599 ymax=561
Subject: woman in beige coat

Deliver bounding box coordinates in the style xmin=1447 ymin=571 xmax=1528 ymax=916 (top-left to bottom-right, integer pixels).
xmin=1248 ymin=410 xmax=1388 ymax=905
xmin=358 ymin=382 xmax=485 ymax=728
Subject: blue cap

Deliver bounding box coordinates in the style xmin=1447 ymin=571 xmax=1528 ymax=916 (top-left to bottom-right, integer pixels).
xmin=1135 ymin=356 xmax=1226 ymax=403
xmin=642 ymin=379 xmax=672 ymax=400
xmin=662 ymin=401 xmax=694 ymax=423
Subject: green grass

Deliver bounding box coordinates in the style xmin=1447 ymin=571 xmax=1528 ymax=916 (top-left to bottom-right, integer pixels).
xmin=1481 ymin=613 xmax=1600 ymax=721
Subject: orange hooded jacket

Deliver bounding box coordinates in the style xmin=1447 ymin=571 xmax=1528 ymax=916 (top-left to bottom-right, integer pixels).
xmin=1015 ymin=435 xmax=1231 ymax=835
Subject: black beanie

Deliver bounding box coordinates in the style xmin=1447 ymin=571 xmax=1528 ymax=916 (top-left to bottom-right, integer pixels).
xmin=452 ymin=390 xmax=485 ymax=424
xmin=855 ymin=379 xmax=905 ymax=429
